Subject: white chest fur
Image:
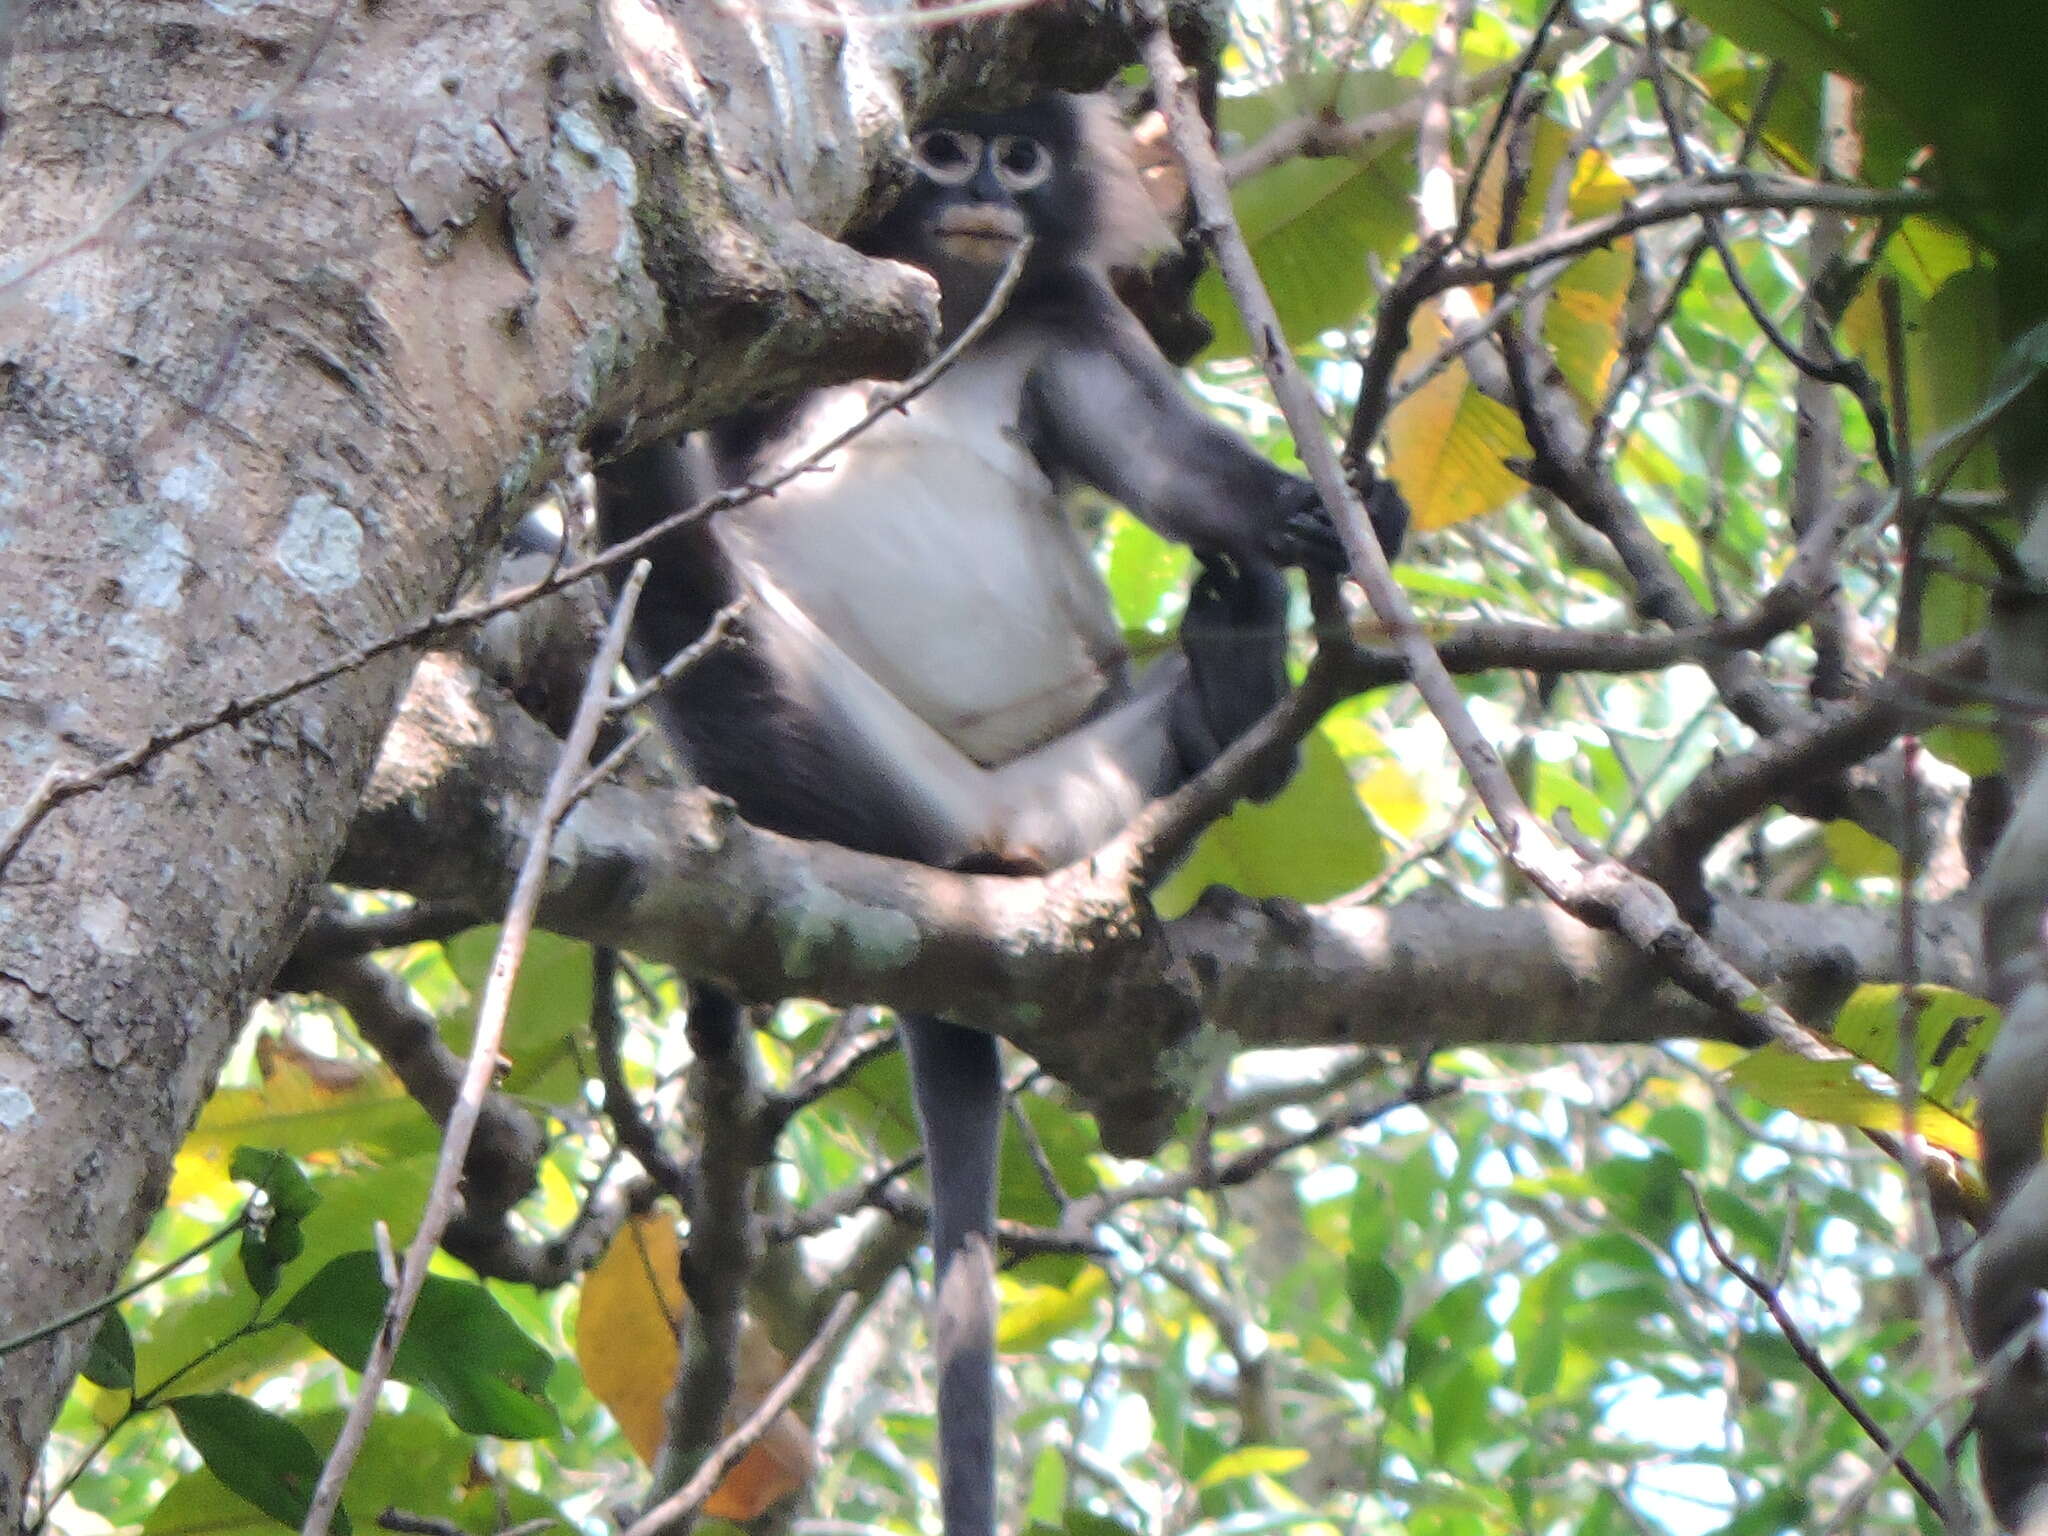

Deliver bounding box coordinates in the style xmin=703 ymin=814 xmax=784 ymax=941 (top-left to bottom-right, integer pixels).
xmin=722 ymin=347 xmax=1126 ymax=766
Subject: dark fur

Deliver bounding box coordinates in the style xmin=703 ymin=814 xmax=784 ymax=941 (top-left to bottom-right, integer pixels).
xmin=597 ymin=95 xmax=1405 ymax=1536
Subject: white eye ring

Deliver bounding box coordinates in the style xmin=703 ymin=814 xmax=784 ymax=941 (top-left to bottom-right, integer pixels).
xmin=990 ymin=134 xmax=1051 ymax=192
xmin=912 ymin=129 xmax=981 ymax=186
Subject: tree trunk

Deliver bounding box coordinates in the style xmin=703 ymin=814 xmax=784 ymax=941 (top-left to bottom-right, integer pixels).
xmin=0 ymin=0 xmax=938 ymax=1509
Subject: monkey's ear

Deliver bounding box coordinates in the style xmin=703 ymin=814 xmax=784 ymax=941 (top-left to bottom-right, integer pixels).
xmin=1067 ymin=94 xmax=1176 ymax=273
xmin=1126 ymin=110 xmax=1189 ymax=224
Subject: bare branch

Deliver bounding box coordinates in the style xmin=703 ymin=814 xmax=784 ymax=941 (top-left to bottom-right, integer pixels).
xmin=1139 ymin=7 xmax=1832 ymax=1074
xmin=1689 ymin=1181 xmax=1948 ymax=1519
xmin=301 ymin=562 xmax=653 ymax=1536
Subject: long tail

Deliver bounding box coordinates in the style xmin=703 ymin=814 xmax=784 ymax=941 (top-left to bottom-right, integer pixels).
xmin=900 ymin=1015 xmax=1004 ymax=1536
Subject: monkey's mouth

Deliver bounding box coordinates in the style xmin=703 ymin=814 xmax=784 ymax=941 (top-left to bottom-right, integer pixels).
xmin=933 ymin=206 xmax=1028 ymax=265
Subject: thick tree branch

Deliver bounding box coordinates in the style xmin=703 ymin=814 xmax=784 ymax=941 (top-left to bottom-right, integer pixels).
xmin=337 ymin=655 xmax=1981 ymax=1155
xmin=274 ymin=951 xmax=546 ymax=1227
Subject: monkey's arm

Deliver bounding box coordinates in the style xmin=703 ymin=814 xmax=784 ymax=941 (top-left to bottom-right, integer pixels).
xmin=1025 ymin=284 xmax=1408 ymax=569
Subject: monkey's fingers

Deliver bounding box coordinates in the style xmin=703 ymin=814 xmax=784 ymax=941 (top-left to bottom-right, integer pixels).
xmin=1269 ymin=505 xmax=1349 ymax=572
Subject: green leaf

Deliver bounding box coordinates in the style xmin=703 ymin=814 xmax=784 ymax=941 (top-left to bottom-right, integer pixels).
xmin=1643 ymin=1104 xmax=1709 ymax=1171
xmin=1701 ymin=1185 xmax=1781 ymax=1260
xmin=82 ymin=1310 xmax=135 ymax=1391
xmin=1402 ymin=1278 xmax=1489 ymax=1391
xmin=229 ymin=1152 xmax=317 ymax=1299
xmin=1590 ymin=1151 xmax=1687 ymax=1244
xmin=1563 ymin=1233 xmax=1670 ymax=1314
xmin=1153 ymin=727 xmax=1386 ymax=915
xmin=1427 ymin=1360 xmax=1492 ymax=1466
xmin=1152 ymin=1329 xmax=1191 ymax=1470
xmin=1718 ymin=1484 xmax=1812 ymax=1536
xmin=1681 ymin=0 xmax=2042 ymax=235
xmin=1026 ymin=1446 xmax=1069 ymax=1525
xmin=282 ymin=1252 xmax=559 ymax=1438
xmin=1103 ymin=512 xmax=1193 ymax=632
xmin=1348 ymin=1166 xmax=1395 ymax=1257
xmin=999 ymin=1093 xmax=1103 ymax=1227
xmin=1924 ymin=718 xmax=2001 ymax=779
xmin=241 ymin=1222 xmax=295 ymax=1301
xmin=167 ymin=1394 xmax=350 ymax=1536
xmin=230 ymin=1148 xmax=320 ymax=1224
xmin=137 ymin=1159 xmax=436 ymax=1401
xmin=1515 ymin=1315 xmax=1563 ymax=1399
xmin=1831 ymin=983 xmax=1999 ymax=1108
xmin=145 ymin=1404 xmax=532 ymax=1536
xmin=1196 ymin=79 xmax=1416 ymax=357
xmin=1510 ymin=1264 xmax=1572 ymax=1397
xmin=1345 ymin=1255 xmax=1403 ymax=1347
xmin=443 ymin=927 xmax=594 ymax=1106
xmin=1060 ymin=1511 xmax=1143 ymax=1536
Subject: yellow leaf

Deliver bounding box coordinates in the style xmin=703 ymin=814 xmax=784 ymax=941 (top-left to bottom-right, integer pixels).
xmin=717 ymin=1324 xmax=819 ymax=1520
xmin=172 ymin=1035 xmax=414 ymax=1208
xmin=1823 ymin=819 xmax=1901 ymax=879
xmin=1355 ymin=756 xmax=1430 ymax=839
xmin=1195 ymin=1445 xmax=1312 ymax=1489
xmin=576 ymin=1215 xmax=684 ymax=1465
xmin=574 ymin=1216 xmax=815 ymax=1518
xmin=1383 ymin=302 xmax=1530 ymax=531
xmin=997 ymin=1267 xmax=1107 ymax=1352
xmin=1383 ymin=122 xmax=1633 ymax=530
xmin=1726 ymin=1051 xmax=1980 ymax=1159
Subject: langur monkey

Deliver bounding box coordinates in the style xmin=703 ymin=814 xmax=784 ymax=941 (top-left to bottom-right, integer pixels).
xmin=597 ymin=93 xmax=1407 ymax=1536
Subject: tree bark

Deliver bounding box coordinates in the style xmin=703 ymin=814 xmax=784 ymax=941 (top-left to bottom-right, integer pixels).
xmin=0 ymin=0 xmax=952 ymax=1508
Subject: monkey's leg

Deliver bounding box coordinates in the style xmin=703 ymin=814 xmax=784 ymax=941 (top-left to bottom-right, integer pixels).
xmin=1172 ymin=555 xmax=1295 ymax=801
xmin=719 ymin=587 xmax=1185 ymax=870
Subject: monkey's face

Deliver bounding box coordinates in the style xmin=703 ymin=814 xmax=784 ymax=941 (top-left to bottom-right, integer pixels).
xmin=860 ymin=99 xmax=1095 ymax=291
xmin=909 ymin=125 xmax=1051 ymax=267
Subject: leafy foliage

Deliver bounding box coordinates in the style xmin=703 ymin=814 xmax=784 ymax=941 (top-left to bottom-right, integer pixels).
xmin=32 ymin=0 xmax=2047 ymax=1533
xmin=166 ymin=1396 xmax=350 ymax=1536
xmin=282 ymin=1253 xmax=559 ymax=1438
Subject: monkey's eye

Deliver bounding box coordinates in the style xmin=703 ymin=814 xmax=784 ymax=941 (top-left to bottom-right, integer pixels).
xmin=912 ymin=129 xmax=981 ymax=186
xmin=989 ymin=134 xmax=1052 ymax=192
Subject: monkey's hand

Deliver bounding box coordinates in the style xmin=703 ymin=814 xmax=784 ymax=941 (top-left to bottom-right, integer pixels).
xmin=1266 ymin=479 xmax=1348 ymax=572
xmin=1264 ymin=472 xmax=1408 ymax=573
xmin=1172 ymin=554 xmax=1296 ymax=802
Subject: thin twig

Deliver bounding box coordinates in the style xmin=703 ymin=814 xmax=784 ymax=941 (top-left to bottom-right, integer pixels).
xmin=1437 ymin=174 xmax=1929 ymax=296
xmin=1413 ymin=0 xmax=1475 ymax=240
xmin=1637 ymin=5 xmax=1895 ymax=479
xmin=621 ymin=1291 xmax=860 ymax=1536
xmin=1687 ymin=1182 xmax=1948 ymax=1520
xmin=610 ymin=602 xmax=746 ymax=716
xmin=569 ymin=724 xmax=654 ymax=809
xmin=592 ymin=949 xmax=691 ymax=1201
xmin=1224 ymin=51 xmax=1553 ymax=185
xmin=1063 ymin=1078 xmax=1456 ymax=1230
xmin=300 ymin=561 xmax=654 ymax=1536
